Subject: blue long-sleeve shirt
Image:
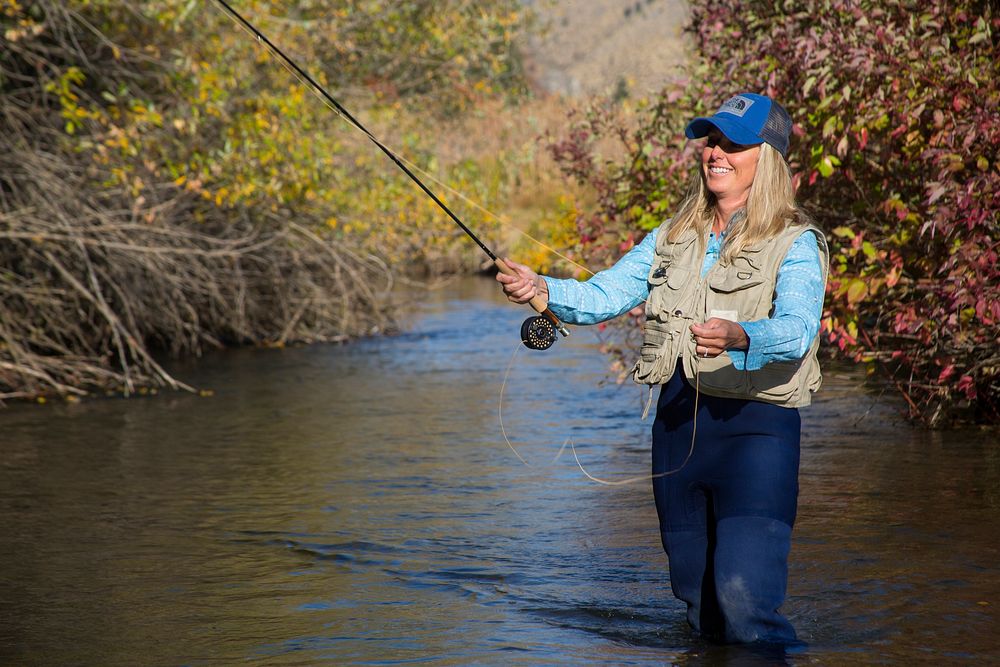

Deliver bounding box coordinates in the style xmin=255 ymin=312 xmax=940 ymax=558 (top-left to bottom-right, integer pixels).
xmin=545 ymin=228 xmax=825 ymax=371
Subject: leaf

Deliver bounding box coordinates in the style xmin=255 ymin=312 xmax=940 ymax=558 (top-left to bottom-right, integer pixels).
xmin=846 ymin=279 xmax=868 ymax=305
xmin=937 ymin=364 xmax=956 ymax=383
xmin=927 ymin=182 xmax=947 ymax=204
xmin=836 ymin=135 xmax=849 ymax=157
xmin=817 ymin=155 xmax=835 ymax=177
xmin=957 ymin=375 xmax=977 ymax=399
xmin=822 ymin=115 xmax=837 ymax=138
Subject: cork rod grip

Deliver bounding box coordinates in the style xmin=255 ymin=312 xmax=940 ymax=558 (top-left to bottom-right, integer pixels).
xmin=493 ymin=258 xmax=550 ymax=315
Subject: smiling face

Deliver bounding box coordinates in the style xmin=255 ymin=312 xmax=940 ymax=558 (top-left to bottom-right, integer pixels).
xmin=701 ymin=128 xmax=761 ymax=214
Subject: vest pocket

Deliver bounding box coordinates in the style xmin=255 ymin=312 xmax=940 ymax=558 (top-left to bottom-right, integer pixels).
xmin=634 ymin=320 xmax=673 ymax=383
xmin=707 ymin=270 xmax=763 ymax=293
xmin=706 ymin=267 xmax=764 ymax=323
xmin=749 ymin=360 xmax=801 ymax=400
xmin=665 ymin=267 xmax=691 ymax=290
xmin=647 ymin=265 xmax=693 ymax=317
xmin=640 ymin=320 xmax=671 ymax=360
xmin=692 ymin=354 xmax=751 ymax=394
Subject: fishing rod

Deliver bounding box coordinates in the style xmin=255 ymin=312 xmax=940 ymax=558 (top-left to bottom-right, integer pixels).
xmin=211 ymin=0 xmax=569 ymax=350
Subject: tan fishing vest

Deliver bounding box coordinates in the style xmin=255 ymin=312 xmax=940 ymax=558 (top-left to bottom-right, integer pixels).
xmin=632 ymin=219 xmax=829 ymax=407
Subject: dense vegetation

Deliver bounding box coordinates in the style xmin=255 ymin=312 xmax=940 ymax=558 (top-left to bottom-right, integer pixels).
xmin=4 ymin=0 xmax=996 ymax=426
xmin=548 ymin=0 xmax=999 ymax=425
xmin=0 ymin=0 xmax=536 ymax=400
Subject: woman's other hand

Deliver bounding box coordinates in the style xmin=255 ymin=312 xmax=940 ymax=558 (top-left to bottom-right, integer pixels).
xmin=495 ymin=258 xmax=549 ymax=307
xmin=690 ymin=318 xmax=749 ymax=357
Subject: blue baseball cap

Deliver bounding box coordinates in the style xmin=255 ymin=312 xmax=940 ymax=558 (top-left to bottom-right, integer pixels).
xmin=684 ymin=93 xmax=792 ymax=157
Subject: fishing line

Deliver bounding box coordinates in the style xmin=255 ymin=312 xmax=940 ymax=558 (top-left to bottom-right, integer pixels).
xmin=212 ymin=0 xmax=701 ymax=483
xmin=498 ymin=339 xmax=571 ymax=467
xmin=499 ymin=336 xmax=703 ymax=485
xmin=568 ymin=367 xmax=700 ymax=486
xmin=209 ymin=0 xmax=594 ymax=279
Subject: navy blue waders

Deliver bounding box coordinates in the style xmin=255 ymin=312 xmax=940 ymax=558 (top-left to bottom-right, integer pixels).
xmin=652 ymin=365 xmax=800 ymax=644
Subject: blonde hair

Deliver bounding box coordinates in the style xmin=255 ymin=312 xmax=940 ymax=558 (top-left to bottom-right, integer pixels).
xmin=666 ymin=142 xmax=805 ymax=263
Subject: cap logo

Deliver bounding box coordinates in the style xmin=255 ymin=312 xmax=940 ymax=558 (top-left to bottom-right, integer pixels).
xmin=718 ymin=95 xmax=754 ymax=118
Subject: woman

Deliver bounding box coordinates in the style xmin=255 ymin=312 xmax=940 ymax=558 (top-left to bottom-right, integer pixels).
xmin=497 ymin=93 xmax=828 ymax=645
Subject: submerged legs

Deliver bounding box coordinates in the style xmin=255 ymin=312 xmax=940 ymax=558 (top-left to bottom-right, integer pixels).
xmin=652 ymin=368 xmax=800 ymax=644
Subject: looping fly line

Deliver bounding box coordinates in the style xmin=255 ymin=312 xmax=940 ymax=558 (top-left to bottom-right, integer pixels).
xmin=499 ymin=340 xmax=701 ymax=486
xmin=209 ymin=0 xmax=594 ymax=279
xmin=212 ymin=0 xmax=704 ymax=484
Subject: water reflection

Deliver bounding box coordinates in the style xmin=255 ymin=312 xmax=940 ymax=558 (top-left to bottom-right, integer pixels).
xmin=0 ymin=277 xmax=997 ymax=664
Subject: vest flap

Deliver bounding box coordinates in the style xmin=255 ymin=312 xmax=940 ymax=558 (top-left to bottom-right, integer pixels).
xmin=732 ymin=253 xmax=763 ymax=271
xmin=666 ymin=266 xmax=693 ymax=290
xmin=707 ymin=267 xmax=763 ymax=293
xmin=648 ymin=261 xmax=693 ymax=290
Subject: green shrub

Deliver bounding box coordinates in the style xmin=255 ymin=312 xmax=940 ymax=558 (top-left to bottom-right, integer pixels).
xmin=550 ymin=0 xmax=999 ymax=425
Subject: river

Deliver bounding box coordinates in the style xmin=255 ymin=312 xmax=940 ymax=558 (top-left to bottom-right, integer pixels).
xmin=1 ymin=277 xmax=997 ymax=665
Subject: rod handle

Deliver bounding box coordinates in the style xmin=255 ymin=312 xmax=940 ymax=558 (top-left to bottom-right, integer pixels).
xmin=494 ymin=258 xmax=569 ymax=337
xmin=494 ymin=258 xmax=549 ymax=315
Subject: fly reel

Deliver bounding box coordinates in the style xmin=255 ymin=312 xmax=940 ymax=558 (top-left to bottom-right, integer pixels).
xmin=521 ymin=315 xmax=558 ymax=350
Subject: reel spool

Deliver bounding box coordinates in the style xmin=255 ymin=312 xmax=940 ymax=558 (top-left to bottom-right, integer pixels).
xmin=521 ymin=315 xmax=558 ymax=350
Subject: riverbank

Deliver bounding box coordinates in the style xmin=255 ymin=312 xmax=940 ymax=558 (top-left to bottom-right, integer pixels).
xmin=0 ymin=1 xmax=538 ymax=402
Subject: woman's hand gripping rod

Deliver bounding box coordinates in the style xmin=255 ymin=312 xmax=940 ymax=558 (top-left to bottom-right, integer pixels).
xmin=494 ymin=258 xmax=569 ymax=350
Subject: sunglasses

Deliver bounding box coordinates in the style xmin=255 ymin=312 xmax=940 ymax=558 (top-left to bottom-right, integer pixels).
xmin=702 ymin=131 xmax=760 ymax=153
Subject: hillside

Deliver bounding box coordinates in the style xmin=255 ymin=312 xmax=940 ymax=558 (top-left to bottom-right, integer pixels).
xmin=522 ymin=0 xmax=692 ymax=97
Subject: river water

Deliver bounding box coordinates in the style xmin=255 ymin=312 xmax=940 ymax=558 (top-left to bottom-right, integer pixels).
xmin=1 ymin=277 xmax=997 ymax=665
